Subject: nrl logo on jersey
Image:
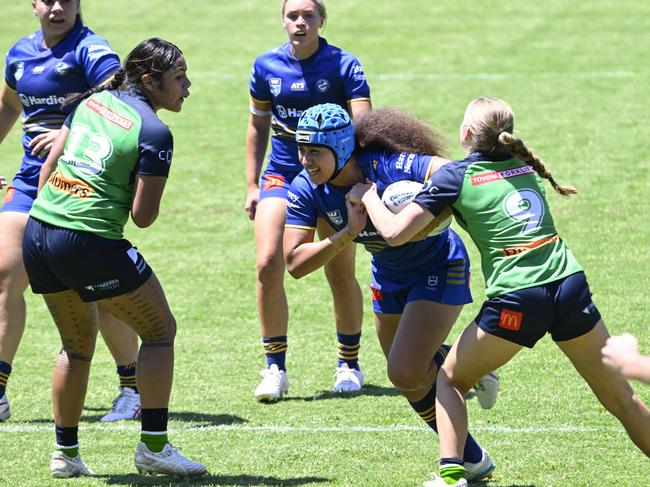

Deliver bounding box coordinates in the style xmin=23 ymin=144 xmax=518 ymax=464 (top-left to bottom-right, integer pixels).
xmin=268 ymin=78 xmax=282 ymax=97
xmin=326 ymin=210 xmax=344 ymax=225
xmin=14 ymin=62 xmax=24 ymax=81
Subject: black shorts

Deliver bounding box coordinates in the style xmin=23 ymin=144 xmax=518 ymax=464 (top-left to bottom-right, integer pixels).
xmin=474 ymin=272 xmax=601 ymax=348
xmin=23 ymin=217 xmax=152 ymax=302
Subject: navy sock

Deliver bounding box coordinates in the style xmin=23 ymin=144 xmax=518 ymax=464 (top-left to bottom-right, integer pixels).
xmin=336 ymin=332 xmax=361 ymax=369
xmin=117 ymin=363 xmax=138 ymax=393
xmin=141 ymin=408 xmax=168 ymax=432
xmin=55 ymin=425 xmax=79 ymax=457
xmin=263 ymin=336 xmax=287 ymax=371
xmin=0 ymin=361 xmax=11 ymax=397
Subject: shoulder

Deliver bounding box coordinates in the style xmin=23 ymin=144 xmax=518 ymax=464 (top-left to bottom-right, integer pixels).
xmin=254 ymin=43 xmax=288 ymax=67
xmin=6 ymin=31 xmax=39 ymax=58
xmin=74 ymin=26 xmax=117 ymax=58
xmin=322 ymin=40 xmax=363 ymax=64
xmin=113 ymin=90 xmax=172 ymax=145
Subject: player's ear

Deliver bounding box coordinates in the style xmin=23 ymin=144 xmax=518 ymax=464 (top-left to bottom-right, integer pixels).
xmin=141 ymin=74 xmax=156 ymax=93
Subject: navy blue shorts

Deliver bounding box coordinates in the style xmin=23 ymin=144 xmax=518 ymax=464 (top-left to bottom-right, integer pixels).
xmin=474 ymin=272 xmax=601 ymax=348
xmin=23 ymin=217 xmax=152 ymax=302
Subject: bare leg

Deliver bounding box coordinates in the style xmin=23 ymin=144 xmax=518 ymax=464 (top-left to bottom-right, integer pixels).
xmin=97 ymin=304 xmax=139 ymax=367
xmin=436 ymin=323 xmax=522 ymax=459
xmin=43 ymin=291 xmax=99 ymax=427
xmin=317 ymin=219 xmax=363 ymax=336
xmin=388 ymin=301 xmax=462 ymax=396
xmin=557 ymin=320 xmax=650 ymax=457
xmin=100 ymin=273 xmax=176 ymax=409
xmin=254 ymin=198 xmax=289 ymax=341
xmin=0 ymin=212 xmax=29 ymax=365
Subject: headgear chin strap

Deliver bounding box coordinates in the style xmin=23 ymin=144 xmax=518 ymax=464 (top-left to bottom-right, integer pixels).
xmin=296 ymin=103 xmax=355 ymax=181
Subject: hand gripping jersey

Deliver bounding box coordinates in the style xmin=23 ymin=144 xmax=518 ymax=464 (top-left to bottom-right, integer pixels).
xmin=3 ymin=19 xmax=120 ymax=195
xmin=286 ymin=148 xmax=452 ymax=291
xmin=413 ymin=152 xmax=582 ymax=297
xmin=249 ymin=37 xmax=370 ymax=174
xmin=30 ymin=88 xmax=173 ymax=239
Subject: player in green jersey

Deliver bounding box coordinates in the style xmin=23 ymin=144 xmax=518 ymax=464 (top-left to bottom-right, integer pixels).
xmin=22 ymin=38 xmax=205 ymax=479
xmin=349 ymin=97 xmax=650 ymax=485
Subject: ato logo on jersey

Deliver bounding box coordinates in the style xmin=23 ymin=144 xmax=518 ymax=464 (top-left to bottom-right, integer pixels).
xmin=269 ymin=78 xmax=282 ymax=97
xmin=315 ymin=79 xmax=330 ymax=93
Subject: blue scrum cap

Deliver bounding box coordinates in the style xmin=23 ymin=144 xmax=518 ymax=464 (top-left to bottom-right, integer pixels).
xmin=296 ymin=103 xmax=354 ymax=172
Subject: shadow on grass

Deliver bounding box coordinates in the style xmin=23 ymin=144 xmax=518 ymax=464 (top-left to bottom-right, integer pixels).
xmin=99 ymin=473 xmax=330 ymax=486
xmin=272 ymin=383 xmax=400 ymax=403
xmin=470 ymin=481 xmax=536 ymax=487
xmin=27 ymin=412 xmax=248 ymax=426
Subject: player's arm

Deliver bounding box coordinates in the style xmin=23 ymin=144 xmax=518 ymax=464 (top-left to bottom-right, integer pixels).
xmin=348 ymin=181 xmax=434 ymax=247
xmin=244 ymin=98 xmax=272 ymax=220
xmin=347 ymin=99 xmax=372 ymax=119
xmin=37 ymin=125 xmax=69 ymax=193
xmin=284 ymin=200 xmax=366 ymax=279
xmin=0 ymin=82 xmax=22 ymax=145
xmin=131 ymin=175 xmax=167 ymax=228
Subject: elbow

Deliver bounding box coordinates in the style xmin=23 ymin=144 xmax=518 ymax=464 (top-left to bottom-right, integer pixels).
xmin=131 ymin=211 xmax=158 ymax=228
xmin=286 ymin=261 xmax=306 ymax=279
xmin=383 ymin=232 xmax=408 ymax=247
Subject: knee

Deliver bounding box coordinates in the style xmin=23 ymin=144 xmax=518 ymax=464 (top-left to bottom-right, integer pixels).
xmin=323 ymin=262 xmax=357 ymax=289
xmin=388 ymin=361 xmax=426 ymax=392
xmin=439 ymin=366 xmax=473 ymax=396
xmin=256 ymin=253 xmax=284 ymax=284
xmin=140 ymin=314 xmax=176 ymax=345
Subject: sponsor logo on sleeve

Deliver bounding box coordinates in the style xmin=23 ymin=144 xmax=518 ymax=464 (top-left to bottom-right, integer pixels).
xmin=86 ymin=44 xmax=116 ymax=61
xmin=86 ymin=98 xmax=133 ymax=130
xmin=498 ymin=308 xmax=523 ymax=331
xmin=471 ymin=165 xmax=534 ymax=185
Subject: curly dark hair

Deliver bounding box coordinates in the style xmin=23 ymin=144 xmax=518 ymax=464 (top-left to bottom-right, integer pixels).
xmin=354 ymin=107 xmax=447 ymax=157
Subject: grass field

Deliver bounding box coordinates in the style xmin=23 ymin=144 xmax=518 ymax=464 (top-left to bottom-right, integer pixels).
xmin=1 ymin=1 xmax=649 ymax=485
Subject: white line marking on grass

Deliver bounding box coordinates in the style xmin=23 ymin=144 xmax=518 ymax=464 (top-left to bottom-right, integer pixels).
xmin=0 ymin=424 xmax=612 ymax=434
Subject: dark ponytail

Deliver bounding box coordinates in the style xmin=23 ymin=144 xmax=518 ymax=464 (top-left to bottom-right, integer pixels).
xmin=62 ymin=38 xmax=182 ymax=109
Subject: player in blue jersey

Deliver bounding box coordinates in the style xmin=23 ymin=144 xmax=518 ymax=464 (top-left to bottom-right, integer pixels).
xmin=0 ymin=0 xmax=141 ymax=423
xmin=283 ymin=104 xmax=497 ymax=483
xmin=22 ymin=37 xmax=205 ymax=479
xmin=245 ymin=0 xmax=372 ymax=400
xmin=351 ymin=97 xmax=650 ymax=485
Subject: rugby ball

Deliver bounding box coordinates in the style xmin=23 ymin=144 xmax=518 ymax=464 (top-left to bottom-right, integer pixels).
xmin=381 ymin=180 xmax=452 ymax=237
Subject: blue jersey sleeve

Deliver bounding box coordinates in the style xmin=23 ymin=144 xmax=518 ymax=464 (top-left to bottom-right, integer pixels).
xmin=413 ymin=161 xmax=467 ymax=216
xmin=285 ymin=174 xmax=319 ymax=229
xmin=249 ymin=57 xmax=271 ymax=103
xmin=136 ymin=121 xmax=173 ymax=178
xmin=339 ymin=53 xmax=371 ymax=101
xmin=75 ymin=35 xmax=121 ymax=86
xmin=4 ymin=44 xmax=20 ymax=90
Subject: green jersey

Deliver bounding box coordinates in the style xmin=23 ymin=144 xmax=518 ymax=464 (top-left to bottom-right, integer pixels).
xmin=414 ymin=152 xmax=582 ymax=297
xmin=30 ymin=88 xmax=173 ymax=239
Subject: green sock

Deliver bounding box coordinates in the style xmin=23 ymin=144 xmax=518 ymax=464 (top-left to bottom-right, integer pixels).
xmin=141 ymin=432 xmax=168 ymax=453
xmin=440 ymin=465 xmax=466 ymax=485
xmin=58 ymin=446 xmax=79 ymax=458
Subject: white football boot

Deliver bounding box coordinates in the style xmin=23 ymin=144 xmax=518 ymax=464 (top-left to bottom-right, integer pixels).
xmin=134 ymin=442 xmax=206 ymax=478
xmin=464 ymin=448 xmax=496 ymax=481
xmin=101 ymin=387 xmax=141 ymax=422
xmin=0 ymin=394 xmax=10 ymax=421
xmin=333 ymin=363 xmax=365 ymax=392
xmin=50 ymin=451 xmax=94 ymax=478
xmin=254 ymin=364 xmax=289 ymax=402
xmin=473 ymin=371 xmax=499 ymax=410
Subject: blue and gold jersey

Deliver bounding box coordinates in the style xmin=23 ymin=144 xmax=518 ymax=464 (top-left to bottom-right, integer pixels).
xmin=286 ymin=148 xmax=451 ymax=289
xmin=250 ymin=37 xmax=370 ymax=173
xmin=4 ymin=19 xmax=120 ymax=195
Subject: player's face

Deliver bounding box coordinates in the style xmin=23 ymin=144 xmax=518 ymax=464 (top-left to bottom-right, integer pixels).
xmin=299 ymin=145 xmax=336 ymax=185
xmin=283 ymin=0 xmax=323 ymax=49
xmin=145 ymin=56 xmax=191 ymax=113
xmin=33 ymin=0 xmax=80 ymax=42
